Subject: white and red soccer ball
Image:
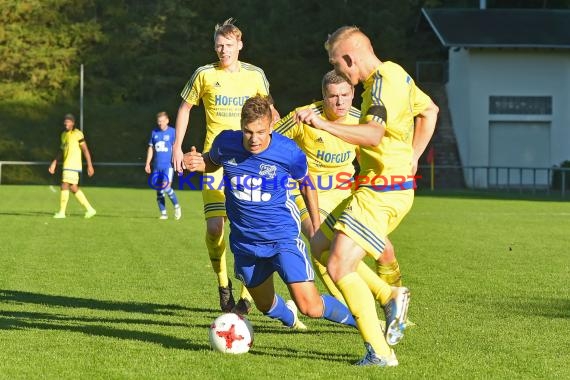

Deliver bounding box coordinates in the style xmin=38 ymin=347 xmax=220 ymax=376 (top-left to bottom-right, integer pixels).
xmin=209 ymin=313 xmax=254 ymax=354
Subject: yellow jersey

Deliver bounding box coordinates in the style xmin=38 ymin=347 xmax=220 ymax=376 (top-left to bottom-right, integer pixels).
xmin=274 ymin=101 xmax=360 ymax=190
xmin=60 ymin=129 xmax=85 ymax=171
xmin=180 ymin=61 xmax=270 ymax=151
xmin=359 ymin=62 xmax=431 ymax=181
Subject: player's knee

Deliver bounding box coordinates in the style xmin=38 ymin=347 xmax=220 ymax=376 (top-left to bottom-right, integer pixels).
xmin=206 ymin=218 xmax=224 ymax=237
xmin=379 ymin=239 xmax=395 ymax=263
xmin=309 ymin=233 xmax=328 ymax=260
xmin=327 ymin=256 xmax=346 ymax=283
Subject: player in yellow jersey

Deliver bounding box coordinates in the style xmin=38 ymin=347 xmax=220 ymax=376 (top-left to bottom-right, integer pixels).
xmin=48 ymin=113 xmax=96 ymax=219
xmin=172 ymin=18 xmax=279 ymax=315
xmin=297 ymin=27 xmax=439 ymax=366
xmin=275 ymin=71 xmax=401 ymax=305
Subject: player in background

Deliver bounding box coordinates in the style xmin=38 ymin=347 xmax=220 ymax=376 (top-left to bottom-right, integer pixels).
xmin=274 ymin=70 xmax=401 ymax=304
xmin=49 ymin=113 xmax=96 ymax=219
xmin=183 ymin=95 xmax=356 ymax=331
xmin=145 ymin=112 xmax=181 ymax=220
xmin=172 ymin=18 xmax=279 ymax=315
xmin=297 ymin=27 xmax=439 ymax=366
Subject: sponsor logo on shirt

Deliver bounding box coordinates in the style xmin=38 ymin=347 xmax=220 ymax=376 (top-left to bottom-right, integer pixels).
xmin=214 ymin=95 xmax=250 ymax=106
xmin=259 ymin=164 xmax=277 ymax=179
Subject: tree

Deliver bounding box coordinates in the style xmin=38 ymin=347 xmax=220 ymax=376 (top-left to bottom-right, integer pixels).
xmin=0 ymin=0 xmax=102 ymax=101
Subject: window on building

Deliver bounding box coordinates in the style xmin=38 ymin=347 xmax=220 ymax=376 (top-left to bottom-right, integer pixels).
xmin=489 ymin=96 xmax=552 ymax=115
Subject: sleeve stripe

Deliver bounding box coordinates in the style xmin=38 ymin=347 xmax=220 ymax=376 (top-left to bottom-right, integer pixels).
xmin=274 ymin=117 xmax=296 ymax=134
xmin=371 ymin=72 xmax=384 ymax=106
xmin=180 ymin=64 xmax=214 ymax=99
xmin=240 ymin=62 xmax=270 ymax=93
xmin=348 ymin=106 xmax=361 ymax=118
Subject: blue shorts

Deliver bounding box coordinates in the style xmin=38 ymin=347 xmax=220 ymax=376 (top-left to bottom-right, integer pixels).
xmin=151 ymin=167 xmax=174 ymax=186
xmin=232 ymin=240 xmax=314 ymax=288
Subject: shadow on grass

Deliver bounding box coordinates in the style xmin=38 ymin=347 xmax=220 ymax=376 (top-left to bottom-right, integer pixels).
xmin=0 ymin=316 xmax=208 ymax=350
xmin=249 ymin=345 xmax=354 ymax=363
xmin=465 ymin=293 xmax=570 ymax=319
xmin=252 ymin=324 xmax=355 ymax=335
xmin=0 ymin=310 xmax=192 ymax=328
xmin=0 ymin=289 xmax=204 ymax=316
xmin=497 ymin=296 xmax=570 ymax=319
xmin=0 ymin=211 xmax=54 ymax=217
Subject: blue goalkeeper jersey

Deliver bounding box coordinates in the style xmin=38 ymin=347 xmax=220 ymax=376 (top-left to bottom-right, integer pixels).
xmin=208 ymin=130 xmax=308 ymax=255
xmin=148 ymin=126 xmax=176 ymax=169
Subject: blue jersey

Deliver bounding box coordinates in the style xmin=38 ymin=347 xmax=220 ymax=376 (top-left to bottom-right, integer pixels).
xmin=149 ymin=126 xmax=176 ymax=169
xmin=208 ymin=130 xmax=308 ymax=255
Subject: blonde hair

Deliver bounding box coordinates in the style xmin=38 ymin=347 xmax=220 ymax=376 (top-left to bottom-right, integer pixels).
xmin=324 ymin=26 xmax=362 ymax=52
xmin=214 ymin=18 xmax=242 ymax=42
xmin=156 ymin=111 xmax=169 ymax=119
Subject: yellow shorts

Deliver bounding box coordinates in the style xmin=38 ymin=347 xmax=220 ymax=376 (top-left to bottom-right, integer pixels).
xmin=321 ymin=186 xmax=414 ymax=259
xmin=62 ymin=169 xmax=80 ymax=185
xmin=202 ymin=167 xmax=226 ymax=219
xmin=294 ymin=188 xmax=352 ymax=222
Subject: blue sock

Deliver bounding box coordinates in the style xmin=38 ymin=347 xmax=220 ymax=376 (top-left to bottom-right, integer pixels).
xmin=321 ymin=295 xmax=356 ymax=327
xmin=264 ymin=295 xmax=295 ymax=327
xmin=164 ymin=187 xmax=179 ymax=207
xmin=156 ymin=190 xmax=166 ymax=213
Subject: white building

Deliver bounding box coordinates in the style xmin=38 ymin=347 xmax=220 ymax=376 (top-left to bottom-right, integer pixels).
xmin=422 ymin=8 xmax=570 ymax=188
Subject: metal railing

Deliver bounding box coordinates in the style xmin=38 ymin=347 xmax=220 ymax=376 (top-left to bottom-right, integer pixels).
xmin=415 ymin=164 xmax=569 ymax=197
xmin=0 ymin=161 xmax=143 ymax=186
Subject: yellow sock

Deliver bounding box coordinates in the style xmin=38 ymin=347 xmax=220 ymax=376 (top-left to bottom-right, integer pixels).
xmin=377 ymin=259 xmax=402 ymax=287
xmin=59 ymin=189 xmax=70 ymax=213
xmin=74 ymin=190 xmax=94 ymax=211
xmin=205 ymin=232 xmax=228 ymax=287
xmin=312 ymin=254 xmax=345 ymax=303
xmin=356 ymin=262 xmax=392 ymax=306
xmin=336 ymin=272 xmax=391 ymax=356
xmin=239 ymin=285 xmax=252 ymax=301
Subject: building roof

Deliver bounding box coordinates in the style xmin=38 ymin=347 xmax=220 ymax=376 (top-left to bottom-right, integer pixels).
xmin=422 ymin=8 xmax=570 ymax=49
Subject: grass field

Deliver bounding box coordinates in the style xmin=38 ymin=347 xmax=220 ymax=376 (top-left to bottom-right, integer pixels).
xmin=0 ymin=186 xmax=568 ymax=379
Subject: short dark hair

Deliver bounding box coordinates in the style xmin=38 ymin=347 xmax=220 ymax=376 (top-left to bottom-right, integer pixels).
xmin=322 ymin=70 xmax=350 ymax=95
xmin=241 ymin=95 xmax=272 ymax=127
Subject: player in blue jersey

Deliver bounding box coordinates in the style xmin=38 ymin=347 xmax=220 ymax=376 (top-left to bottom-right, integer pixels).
xmin=183 ymin=95 xmax=356 ymax=331
xmin=145 ymin=112 xmax=181 ymax=220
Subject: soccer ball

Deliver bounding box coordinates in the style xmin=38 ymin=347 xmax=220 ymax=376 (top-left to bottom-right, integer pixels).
xmin=209 ymin=313 xmax=254 ymax=354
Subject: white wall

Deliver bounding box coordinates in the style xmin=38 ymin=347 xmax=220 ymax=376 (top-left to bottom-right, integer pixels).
xmin=446 ymin=49 xmax=570 ymax=187
xmin=446 ymin=48 xmax=471 ymax=169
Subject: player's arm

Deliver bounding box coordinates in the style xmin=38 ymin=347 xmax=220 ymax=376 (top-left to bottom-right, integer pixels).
xmin=173 ymin=101 xmax=194 ymax=173
xmin=48 ymin=149 xmax=62 ymax=174
xmin=298 ymin=173 xmax=320 ymax=238
xmin=80 ymin=141 xmax=95 ymax=177
xmin=144 ymin=145 xmax=153 ymax=174
xmin=295 ymin=108 xmax=385 ymax=147
xmin=412 ymin=100 xmax=439 ymax=175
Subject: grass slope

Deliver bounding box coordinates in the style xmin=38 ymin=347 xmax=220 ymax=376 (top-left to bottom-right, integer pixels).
xmin=0 ymin=186 xmax=568 ymax=379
